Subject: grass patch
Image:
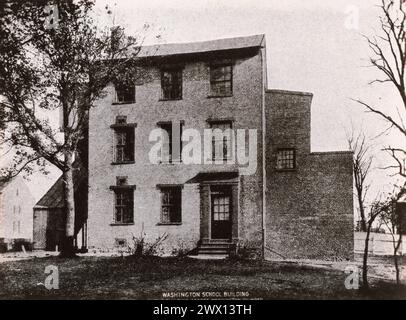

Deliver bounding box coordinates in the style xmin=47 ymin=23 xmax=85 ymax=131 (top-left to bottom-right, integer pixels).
xmin=0 ymin=256 xmax=404 ymax=299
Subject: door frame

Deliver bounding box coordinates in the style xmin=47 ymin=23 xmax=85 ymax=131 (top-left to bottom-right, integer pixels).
xmin=210 ymin=185 xmax=232 ymax=240
xmin=199 ymin=179 xmax=239 ymax=243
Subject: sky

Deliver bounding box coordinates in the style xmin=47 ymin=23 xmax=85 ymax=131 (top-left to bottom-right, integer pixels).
xmin=5 ymin=0 xmax=404 ymax=203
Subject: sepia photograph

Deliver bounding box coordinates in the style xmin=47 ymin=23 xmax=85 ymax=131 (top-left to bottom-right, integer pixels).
xmin=0 ymin=0 xmax=405 ymax=304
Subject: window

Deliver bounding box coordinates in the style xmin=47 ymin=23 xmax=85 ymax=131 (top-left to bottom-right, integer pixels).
xmin=158 ymin=122 xmax=183 ymax=163
xmin=210 ymin=64 xmax=232 ymax=97
xmin=212 ymin=194 xmax=230 ymax=221
xmin=114 ymin=190 xmax=134 ymax=224
xmin=110 ymin=177 xmax=135 ymax=224
xmin=160 ymin=186 xmax=182 ymax=224
xmin=210 ymin=121 xmax=232 ymax=161
xmin=112 ymin=116 xmax=135 ymax=163
xmin=17 ymin=221 xmax=20 ymax=234
xmin=116 ymin=115 xmax=127 ymax=124
xmin=114 ymin=129 xmax=134 ymax=163
xmin=276 ymin=149 xmax=296 ymax=170
xmin=161 ymin=68 xmax=182 ymax=100
xmin=114 ymin=82 xmax=135 ymax=104
xmin=115 ymin=238 xmax=127 ymax=247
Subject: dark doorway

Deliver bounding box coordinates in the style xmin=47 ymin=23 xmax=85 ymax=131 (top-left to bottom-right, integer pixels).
xmin=211 ymin=185 xmax=232 ymax=239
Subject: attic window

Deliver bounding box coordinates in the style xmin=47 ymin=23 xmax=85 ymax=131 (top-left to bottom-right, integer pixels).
xmin=116 ymin=116 xmax=127 ymax=124
xmin=116 ymin=177 xmax=128 ymax=186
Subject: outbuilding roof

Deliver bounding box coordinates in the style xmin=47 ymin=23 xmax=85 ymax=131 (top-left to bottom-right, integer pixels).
xmin=34 ymin=166 xmax=86 ymax=209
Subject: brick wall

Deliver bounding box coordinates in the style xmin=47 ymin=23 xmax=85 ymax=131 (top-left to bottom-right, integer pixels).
xmin=265 ymin=90 xmax=354 ymax=260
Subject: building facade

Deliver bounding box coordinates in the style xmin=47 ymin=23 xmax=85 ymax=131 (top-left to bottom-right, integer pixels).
xmin=265 ymin=90 xmax=354 ymax=260
xmin=83 ymin=34 xmax=354 ymax=259
xmin=0 ymin=176 xmax=35 ymax=248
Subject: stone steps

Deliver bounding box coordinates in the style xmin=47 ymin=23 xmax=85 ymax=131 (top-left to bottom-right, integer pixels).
xmin=196 ymin=241 xmax=234 ymax=256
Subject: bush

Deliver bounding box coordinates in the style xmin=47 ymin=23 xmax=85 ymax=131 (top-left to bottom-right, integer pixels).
xmin=130 ymin=232 xmax=168 ymax=258
xmin=171 ymin=241 xmax=193 ymax=257
xmin=230 ymin=241 xmax=261 ymax=260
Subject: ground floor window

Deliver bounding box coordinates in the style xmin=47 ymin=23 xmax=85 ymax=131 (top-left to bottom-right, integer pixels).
xmin=114 ymin=189 xmax=134 ymax=224
xmin=160 ymin=186 xmax=182 ymax=223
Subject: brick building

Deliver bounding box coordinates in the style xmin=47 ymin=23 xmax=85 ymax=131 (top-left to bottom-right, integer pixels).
xmin=265 ymin=90 xmax=354 ymax=259
xmin=41 ymin=34 xmax=354 ymax=259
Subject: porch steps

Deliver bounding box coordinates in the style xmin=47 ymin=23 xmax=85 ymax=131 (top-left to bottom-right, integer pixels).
xmin=196 ymin=241 xmax=235 ymax=256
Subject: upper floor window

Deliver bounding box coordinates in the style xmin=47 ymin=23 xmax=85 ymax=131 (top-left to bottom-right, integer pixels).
xmin=276 ymin=148 xmax=296 ymax=170
xmin=210 ymin=64 xmax=233 ymax=97
xmin=111 ymin=116 xmax=136 ymax=164
xmin=159 ymin=186 xmax=182 ymax=224
xmin=114 ymin=82 xmax=135 ymax=104
xmin=209 ymin=120 xmax=233 ymax=161
xmin=157 ymin=121 xmax=183 ymax=163
xmin=161 ymin=68 xmax=182 ymax=100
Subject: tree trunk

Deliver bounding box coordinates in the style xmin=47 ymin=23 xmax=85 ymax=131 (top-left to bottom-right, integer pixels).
xmin=60 ymin=151 xmax=76 ymax=258
xmin=362 ymin=224 xmax=372 ymax=290
xmin=394 ymin=234 xmax=402 ymax=285
xmin=394 ymin=250 xmax=400 ymax=285
xmin=358 ymin=198 xmax=367 ymax=232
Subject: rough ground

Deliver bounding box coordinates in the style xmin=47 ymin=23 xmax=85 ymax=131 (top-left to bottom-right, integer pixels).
xmin=0 ymin=255 xmax=405 ymax=299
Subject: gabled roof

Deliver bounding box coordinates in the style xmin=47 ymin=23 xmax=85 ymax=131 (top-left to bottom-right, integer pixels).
xmin=34 ymin=176 xmax=64 ymax=208
xmin=137 ymin=34 xmax=265 ymax=58
xmin=34 ymin=166 xmax=87 ymax=209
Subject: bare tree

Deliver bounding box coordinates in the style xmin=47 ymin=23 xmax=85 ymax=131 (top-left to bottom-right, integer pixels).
xmin=354 ymin=0 xmax=406 ymax=178
xmin=378 ymin=190 xmax=403 ymax=284
xmin=362 ymin=197 xmax=391 ymax=289
xmin=348 ymin=130 xmax=373 ymax=232
xmin=0 ymin=0 xmax=145 ymax=256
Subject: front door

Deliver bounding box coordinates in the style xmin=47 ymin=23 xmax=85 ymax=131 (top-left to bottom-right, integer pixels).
xmin=211 ymin=186 xmax=232 ymax=239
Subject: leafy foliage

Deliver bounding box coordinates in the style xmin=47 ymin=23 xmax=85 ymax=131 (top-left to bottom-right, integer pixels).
xmin=0 ymin=0 xmax=142 ymax=180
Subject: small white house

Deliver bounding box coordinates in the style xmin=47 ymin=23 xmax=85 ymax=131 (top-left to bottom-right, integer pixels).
xmin=0 ymin=176 xmax=36 ymax=248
